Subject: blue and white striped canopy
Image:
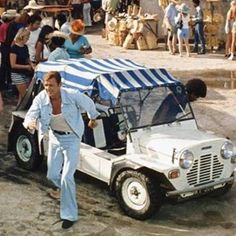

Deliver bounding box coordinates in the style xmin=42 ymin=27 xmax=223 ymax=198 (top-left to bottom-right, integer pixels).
xmin=35 ymin=58 xmax=182 ymax=105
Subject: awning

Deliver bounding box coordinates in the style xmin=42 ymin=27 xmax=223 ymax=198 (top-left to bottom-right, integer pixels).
xmin=35 ymin=58 xmax=182 ymax=105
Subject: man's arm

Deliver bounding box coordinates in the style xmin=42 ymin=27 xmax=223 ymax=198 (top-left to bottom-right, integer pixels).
xmin=23 ymin=95 xmax=41 ymax=132
xmin=75 ymin=91 xmax=100 ymax=128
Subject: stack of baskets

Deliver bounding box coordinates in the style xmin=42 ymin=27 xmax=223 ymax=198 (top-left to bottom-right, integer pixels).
xmin=106 ymin=4 xmax=158 ymax=51
xmin=203 ymin=7 xmax=224 ymax=49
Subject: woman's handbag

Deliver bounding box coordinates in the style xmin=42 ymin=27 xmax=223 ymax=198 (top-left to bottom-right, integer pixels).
xmin=176 ymin=13 xmax=183 ymax=30
xmin=176 ymin=19 xmax=183 ymax=29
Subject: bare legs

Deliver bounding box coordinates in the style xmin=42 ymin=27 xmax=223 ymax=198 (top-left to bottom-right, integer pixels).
xmin=167 ymin=30 xmax=177 ymax=55
xmin=177 ymin=37 xmax=190 ymax=57
xmin=228 ymin=32 xmax=236 ymax=60
xmin=225 ymin=32 xmax=232 ymax=56
xmin=16 ymin=83 xmax=28 ymax=106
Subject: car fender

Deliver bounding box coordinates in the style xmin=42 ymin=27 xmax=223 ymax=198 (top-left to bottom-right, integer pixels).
xmin=109 ymin=154 xmax=173 ymax=192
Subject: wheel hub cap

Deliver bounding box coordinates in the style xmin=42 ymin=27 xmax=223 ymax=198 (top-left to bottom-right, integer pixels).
xmin=122 ymin=178 xmax=148 ymax=210
xmin=16 ymin=136 xmax=32 ymax=162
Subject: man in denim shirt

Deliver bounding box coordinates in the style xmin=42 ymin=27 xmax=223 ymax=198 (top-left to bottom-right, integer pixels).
xmin=191 ymin=0 xmax=206 ymax=54
xmin=23 ymin=71 xmax=99 ymax=229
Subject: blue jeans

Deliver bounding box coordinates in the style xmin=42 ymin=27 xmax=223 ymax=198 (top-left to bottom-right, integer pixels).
xmin=47 ymin=131 xmax=81 ymax=221
xmin=194 ymin=22 xmax=205 ymax=51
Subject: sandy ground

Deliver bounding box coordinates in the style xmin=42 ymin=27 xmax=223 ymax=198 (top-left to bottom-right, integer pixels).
xmin=0 ymin=29 xmax=236 ymax=235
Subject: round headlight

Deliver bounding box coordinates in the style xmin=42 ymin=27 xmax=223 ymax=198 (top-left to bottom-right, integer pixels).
xmin=221 ymin=141 xmax=234 ymax=159
xmin=179 ymin=150 xmax=194 ymax=169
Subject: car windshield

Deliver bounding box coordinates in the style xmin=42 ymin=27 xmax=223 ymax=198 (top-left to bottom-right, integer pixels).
xmin=119 ymin=86 xmax=194 ymax=129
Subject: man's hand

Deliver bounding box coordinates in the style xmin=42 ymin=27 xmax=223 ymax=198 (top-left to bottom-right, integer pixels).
xmin=88 ymin=119 xmax=98 ymax=129
xmin=27 ymin=119 xmax=37 ymax=131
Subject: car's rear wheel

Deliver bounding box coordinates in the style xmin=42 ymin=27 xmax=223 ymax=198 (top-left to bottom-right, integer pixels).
xmin=13 ymin=126 xmax=43 ymax=170
xmin=115 ymin=170 xmax=162 ymax=220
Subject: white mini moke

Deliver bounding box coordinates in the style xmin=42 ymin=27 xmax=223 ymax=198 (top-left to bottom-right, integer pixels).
xmin=8 ymin=58 xmax=236 ymax=220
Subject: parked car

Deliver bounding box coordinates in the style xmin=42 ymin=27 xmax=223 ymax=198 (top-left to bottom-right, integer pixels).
xmin=8 ymin=58 xmax=236 ymax=220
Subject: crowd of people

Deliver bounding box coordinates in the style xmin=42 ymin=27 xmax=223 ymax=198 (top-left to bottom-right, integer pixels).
xmin=0 ymin=0 xmax=235 ymax=230
xmin=0 ymin=1 xmax=93 ymax=107
xmin=164 ymin=0 xmax=236 ymax=58
xmin=164 ymin=0 xmax=206 ymax=56
xmin=0 ymin=1 xmax=97 ymax=229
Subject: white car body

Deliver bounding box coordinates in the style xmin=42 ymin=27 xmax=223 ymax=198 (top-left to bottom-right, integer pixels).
xmin=8 ymin=58 xmax=236 ymax=219
xmin=72 ymin=118 xmax=236 ymax=198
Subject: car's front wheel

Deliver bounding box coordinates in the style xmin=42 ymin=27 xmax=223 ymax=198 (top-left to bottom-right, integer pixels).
xmin=115 ymin=170 xmax=162 ymax=220
xmin=13 ymin=126 xmax=43 ymax=170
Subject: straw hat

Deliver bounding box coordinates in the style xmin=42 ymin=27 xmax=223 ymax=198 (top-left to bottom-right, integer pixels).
xmin=177 ymin=3 xmax=190 ymax=14
xmin=69 ymin=19 xmax=85 ymax=35
xmin=24 ymin=0 xmax=44 ymax=10
xmin=107 ymin=18 xmax=118 ymax=32
xmin=141 ymin=13 xmax=158 ymax=21
xmin=48 ymin=31 xmax=69 ymax=40
xmin=1 ymin=9 xmax=19 ymax=20
xmin=93 ymin=10 xmax=105 ymax=23
xmin=93 ymin=12 xmax=102 ymax=22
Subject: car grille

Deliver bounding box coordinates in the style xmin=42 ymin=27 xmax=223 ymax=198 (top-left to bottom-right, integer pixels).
xmin=187 ymin=154 xmax=224 ymax=186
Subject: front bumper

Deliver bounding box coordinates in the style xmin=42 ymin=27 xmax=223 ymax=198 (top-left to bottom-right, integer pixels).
xmin=166 ymin=176 xmax=234 ymax=198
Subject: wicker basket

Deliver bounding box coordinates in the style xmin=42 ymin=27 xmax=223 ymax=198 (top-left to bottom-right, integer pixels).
xmin=204 ymin=23 xmax=218 ymax=34
xmin=127 ymin=5 xmax=132 ymax=16
xmin=119 ymin=30 xmax=128 ymax=46
xmin=123 ymin=33 xmax=134 ymax=49
xmin=119 ymin=20 xmax=127 ymax=32
xmin=132 ymin=4 xmax=139 ymax=16
xmin=0 ymin=7 xmax=5 ymax=16
xmin=108 ymin=32 xmax=119 ymax=46
xmin=136 ymin=35 xmax=148 ymax=50
xmin=145 ymin=32 xmax=158 ymax=49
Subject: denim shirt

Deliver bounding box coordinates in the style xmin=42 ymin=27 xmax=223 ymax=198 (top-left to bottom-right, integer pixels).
xmin=23 ymin=87 xmax=100 ymax=139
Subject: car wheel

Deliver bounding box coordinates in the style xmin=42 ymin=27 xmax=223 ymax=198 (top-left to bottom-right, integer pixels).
xmin=14 ymin=126 xmax=43 ymax=170
xmin=115 ymin=170 xmax=162 ymax=220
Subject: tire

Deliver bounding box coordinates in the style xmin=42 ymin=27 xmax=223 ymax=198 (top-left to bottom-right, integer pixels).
xmin=13 ymin=126 xmax=43 ymax=170
xmin=115 ymin=170 xmax=162 ymax=220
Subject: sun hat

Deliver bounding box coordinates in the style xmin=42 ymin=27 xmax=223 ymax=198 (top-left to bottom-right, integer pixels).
xmin=24 ymin=0 xmax=44 ymax=10
xmin=93 ymin=11 xmax=104 ymax=22
xmin=48 ymin=31 xmax=69 ymax=39
xmin=93 ymin=12 xmax=102 ymax=22
xmin=107 ymin=18 xmax=118 ymax=32
xmin=69 ymin=19 xmax=85 ymax=35
xmin=178 ymin=3 xmax=190 ymax=14
xmin=1 ymin=9 xmax=20 ymax=20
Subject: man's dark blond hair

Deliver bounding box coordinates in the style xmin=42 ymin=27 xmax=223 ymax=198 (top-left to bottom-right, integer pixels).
xmin=43 ymin=71 xmax=61 ymax=85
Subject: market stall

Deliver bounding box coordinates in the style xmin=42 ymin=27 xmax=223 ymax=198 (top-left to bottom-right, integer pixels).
xmin=106 ymin=4 xmax=158 ymax=50
xmin=203 ymin=0 xmax=224 ymax=50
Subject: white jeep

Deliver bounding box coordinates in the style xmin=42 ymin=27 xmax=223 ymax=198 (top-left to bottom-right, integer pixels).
xmin=8 ymin=58 xmax=236 ymax=220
